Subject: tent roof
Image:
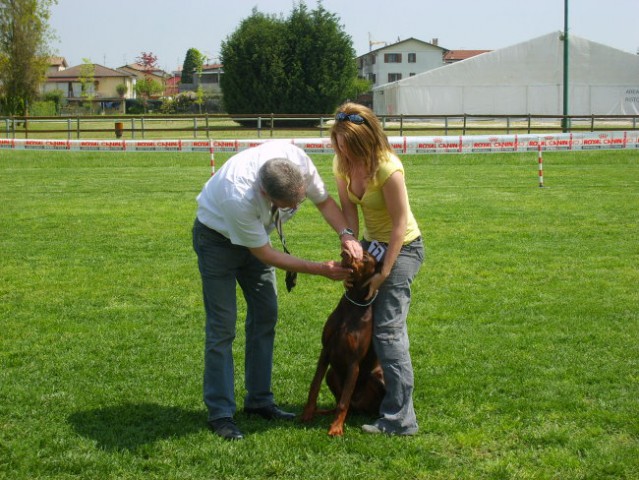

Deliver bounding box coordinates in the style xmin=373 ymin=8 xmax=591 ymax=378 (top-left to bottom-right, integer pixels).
xmin=374 ymin=31 xmax=639 ymax=89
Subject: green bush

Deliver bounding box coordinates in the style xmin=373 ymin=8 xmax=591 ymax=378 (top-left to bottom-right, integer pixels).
xmin=29 ymin=100 xmax=57 ymax=116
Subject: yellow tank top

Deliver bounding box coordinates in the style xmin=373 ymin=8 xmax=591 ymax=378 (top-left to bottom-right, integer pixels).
xmin=333 ymin=152 xmax=421 ymax=244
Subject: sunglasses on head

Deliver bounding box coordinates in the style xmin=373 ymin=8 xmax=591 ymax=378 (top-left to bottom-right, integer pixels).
xmin=335 ymin=112 xmax=366 ymax=125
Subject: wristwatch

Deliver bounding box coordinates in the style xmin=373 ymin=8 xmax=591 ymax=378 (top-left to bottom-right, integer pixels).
xmin=339 ymin=227 xmax=355 ymax=238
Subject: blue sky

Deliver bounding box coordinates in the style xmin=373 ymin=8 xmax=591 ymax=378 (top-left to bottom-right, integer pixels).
xmin=50 ymin=0 xmax=638 ymax=72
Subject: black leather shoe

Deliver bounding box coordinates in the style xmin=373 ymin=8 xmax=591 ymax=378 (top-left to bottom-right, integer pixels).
xmin=208 ymin=417 xmax=244 ymax=440
xmin=244 ymin=404 xmax=296 ymax=420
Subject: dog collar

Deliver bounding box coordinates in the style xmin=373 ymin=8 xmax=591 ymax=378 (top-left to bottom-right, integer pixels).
xmin=343 ymin=290 xmax=378 ymax=307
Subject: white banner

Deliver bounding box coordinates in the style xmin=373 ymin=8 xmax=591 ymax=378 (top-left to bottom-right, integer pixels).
xmin=1 ymin=132 xmax=637 ymax=154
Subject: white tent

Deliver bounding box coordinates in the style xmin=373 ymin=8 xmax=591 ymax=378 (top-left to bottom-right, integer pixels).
xmin=373 ymin=32 xmax=639 ymax=116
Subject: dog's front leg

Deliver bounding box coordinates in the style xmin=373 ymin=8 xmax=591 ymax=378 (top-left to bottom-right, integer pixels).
xmin=300 ymin=349 xmax=330 ymax=422
xmin=327 ymin=363 xmax=359 ymax=437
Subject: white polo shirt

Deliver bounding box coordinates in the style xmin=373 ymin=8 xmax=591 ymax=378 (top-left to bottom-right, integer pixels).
xmin=196 ymin=140 xmax=329 ymax=248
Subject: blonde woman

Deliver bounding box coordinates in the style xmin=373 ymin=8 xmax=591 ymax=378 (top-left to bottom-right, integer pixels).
xmin=331 ymin=103 xmax=424 ymax=436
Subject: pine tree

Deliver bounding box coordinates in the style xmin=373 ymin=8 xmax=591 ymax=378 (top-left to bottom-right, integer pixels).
xmin=181 ymin=48 xmax=204 ymax=85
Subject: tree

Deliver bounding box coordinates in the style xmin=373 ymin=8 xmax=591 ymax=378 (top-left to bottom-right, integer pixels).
xmin=134 ymin=51 xmax=165 ymax=102
xmin=220 ymin=2 xmax=356 ymax=116
xmin=136 ymin=51 xmax=158 ymax=71
xmin=134 ymin=77 xmax=163 ymax=113
xmin=181 ymin=48 xmax=204 ymax=84
xmin=42 ymin=88 xmax=63 ymax=114
xmin=115 ymin=83 xmax=127 ymax=98
xmin=284 ymin=2 xmax=356 ymax=113
xmin=78 ymin=58 xmax=95 ymax=111
xmin=0 ymin=0 xmax=57 ymax=115
xmin=220 ymin=8 xmax=286 ymax=114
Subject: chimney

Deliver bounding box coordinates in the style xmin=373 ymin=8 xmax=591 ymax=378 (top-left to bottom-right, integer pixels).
xmin=432 ymin=38 xmax=439 ymax=46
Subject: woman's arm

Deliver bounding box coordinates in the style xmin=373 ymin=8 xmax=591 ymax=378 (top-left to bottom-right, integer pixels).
xmin=335 ymin=176 xmax=360 ymax=238
xmin=365 ymin=170 xmax=408 ymax=298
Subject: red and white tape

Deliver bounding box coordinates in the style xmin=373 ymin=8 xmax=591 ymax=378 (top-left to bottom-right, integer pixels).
xmin=2 ymin=131 xmax=636 ymax=155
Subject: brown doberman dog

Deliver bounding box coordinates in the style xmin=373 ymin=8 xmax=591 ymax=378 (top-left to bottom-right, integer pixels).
xmin=301 ymin=250 xmax=385 ymax=436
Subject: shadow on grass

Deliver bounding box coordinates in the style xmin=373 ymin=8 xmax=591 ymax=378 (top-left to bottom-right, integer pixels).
xmin=68 ymin=403 xmax=205 ymax=451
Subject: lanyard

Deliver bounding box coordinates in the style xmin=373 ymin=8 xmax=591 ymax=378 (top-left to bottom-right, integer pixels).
xmin=273 ymin=208 xmax=291 ymax=255
xmin=272 ymin=207 xmax=297 ymax=291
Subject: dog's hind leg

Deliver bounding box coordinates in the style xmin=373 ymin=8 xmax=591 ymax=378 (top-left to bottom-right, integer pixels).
xmin=351 ymin=372 xmax=385 ymax=415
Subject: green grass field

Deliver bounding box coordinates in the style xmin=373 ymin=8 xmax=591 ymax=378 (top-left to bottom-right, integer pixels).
xmin=1 ymin=148 xmax=638 ymax=479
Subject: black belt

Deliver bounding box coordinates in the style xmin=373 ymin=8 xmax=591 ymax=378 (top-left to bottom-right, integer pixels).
xmin=196 ymin=218 xmax=230 ymax=241
xmin=363 ymin=236 xmax=421 ymax=247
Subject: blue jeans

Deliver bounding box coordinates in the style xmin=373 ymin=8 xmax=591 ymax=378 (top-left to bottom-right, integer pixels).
xmin=363 ymin=237 xmax=424 ymax=434
xmin=193 ymin=218 xmax=278 ymax=422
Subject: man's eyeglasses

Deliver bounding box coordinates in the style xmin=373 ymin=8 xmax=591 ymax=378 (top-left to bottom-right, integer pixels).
xmin=335 ymin=112 xmax=366 ymax=125
xmin=272 ymin=197 xmax=306 ymax=216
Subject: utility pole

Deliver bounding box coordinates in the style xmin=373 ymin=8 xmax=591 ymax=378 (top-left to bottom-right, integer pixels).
xmin=562 ymin=0 xmax=570 ymax=132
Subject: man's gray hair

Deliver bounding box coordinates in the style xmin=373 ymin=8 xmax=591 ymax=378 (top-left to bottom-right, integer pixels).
xmin=258 ymin=158 xmax=306 ymax=204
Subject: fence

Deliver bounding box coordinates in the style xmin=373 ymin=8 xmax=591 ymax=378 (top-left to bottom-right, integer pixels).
xmin=2 ymin=114 xmax=639 ymax=140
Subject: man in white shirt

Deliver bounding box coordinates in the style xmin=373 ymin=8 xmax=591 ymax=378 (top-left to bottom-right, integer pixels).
xmin=193 ymin=140 xmax=361 ymax=440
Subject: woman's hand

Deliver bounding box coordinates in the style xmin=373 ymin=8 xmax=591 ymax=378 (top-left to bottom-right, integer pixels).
xmin=364 ymin=272 xmax=387 ymax=300
xmin=341 ymin=235 xmax=363 ymax=260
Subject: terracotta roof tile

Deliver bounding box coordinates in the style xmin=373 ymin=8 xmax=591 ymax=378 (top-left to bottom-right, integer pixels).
xmin=443 ymin=50 xmax=491 ymax=61
xmin=46 ymin=64 xmax=134 ymax=79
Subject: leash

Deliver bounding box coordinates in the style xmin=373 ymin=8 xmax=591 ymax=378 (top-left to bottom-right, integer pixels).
xmin=343 ymin=290 xmax=378 ymax=307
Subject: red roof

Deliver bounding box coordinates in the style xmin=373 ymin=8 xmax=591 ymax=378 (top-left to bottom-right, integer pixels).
xmin=443 ymin=50 xmax=491 ymax=62
xmin=49 ymin=57 xmax=68 ymax=68
xmin=46 ymin=63 xmax=134 ymax=80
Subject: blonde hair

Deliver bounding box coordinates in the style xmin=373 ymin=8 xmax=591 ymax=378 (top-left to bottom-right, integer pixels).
xmin=330 ymin=102 xmax=393 ymax=180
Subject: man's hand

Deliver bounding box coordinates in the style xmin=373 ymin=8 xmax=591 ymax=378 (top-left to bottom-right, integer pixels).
xmin=320 ymin=260 xmax=353 ymax=281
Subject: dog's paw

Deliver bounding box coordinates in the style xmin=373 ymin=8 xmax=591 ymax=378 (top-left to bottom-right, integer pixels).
xmin=300 ymin=408 xmax=315 ymax=423
xmin=327 ymin=423 xmax=344 ymax=437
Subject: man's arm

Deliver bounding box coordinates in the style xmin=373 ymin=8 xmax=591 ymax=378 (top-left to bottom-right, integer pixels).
xmin=248 ymin=243 xmax=351 ymax=281
xmin=314 ymin=196 xmax=363 ymax=260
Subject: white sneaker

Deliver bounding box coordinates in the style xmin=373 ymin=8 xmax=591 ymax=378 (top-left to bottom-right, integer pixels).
xmin=362 ymin=423 xmax=383 ymax=434
xmin=362 ymin=421 xmax=418 ymax=436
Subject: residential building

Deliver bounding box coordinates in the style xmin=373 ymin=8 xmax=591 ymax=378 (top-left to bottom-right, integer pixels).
xmin=117 ymin=63 xmax=169 ymax=97
xmin=42 ymin=63 xmax=135 ymax=113
xmin=357 ymin=38 xmax=448 ymax=89
xmin=48 ymin=57 xmax=68 ymax=74
xmin=165 ymin=74 xmax=181 ymax=96
xmin=180 ymin=63 xmax=224 ymax=94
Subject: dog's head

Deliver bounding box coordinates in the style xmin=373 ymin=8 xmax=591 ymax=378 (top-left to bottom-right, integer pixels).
xmin=341 ymin=250 xmax=378 ymax=288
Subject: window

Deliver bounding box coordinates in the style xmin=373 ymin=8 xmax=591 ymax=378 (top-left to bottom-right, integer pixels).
xmin=388 ymin=73 xmax=402 ymax=82
xmin=384 ymin=53 xmax=402 ymax=63
xmin=201 ymin=74 xmax=219 ymax=84
xmin=408 ymin=53 xmax=416 ymax=63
